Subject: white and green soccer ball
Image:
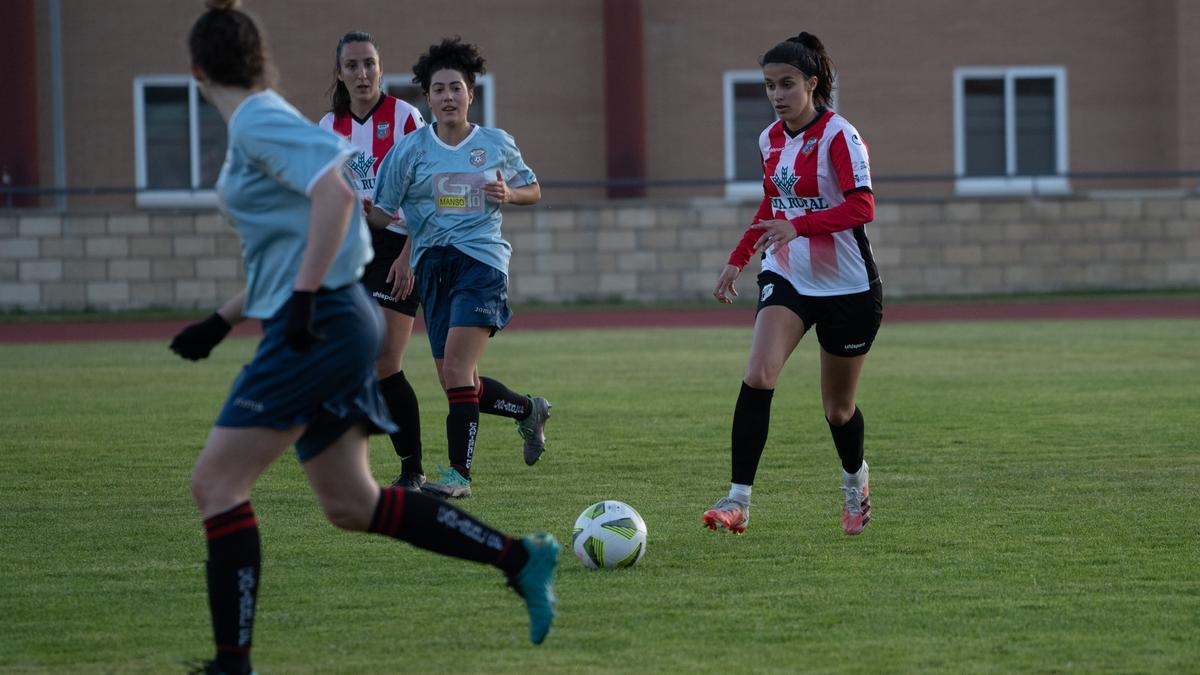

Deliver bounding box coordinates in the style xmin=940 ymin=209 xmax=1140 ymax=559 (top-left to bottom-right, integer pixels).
xmin=572 ymin=500 xmax=648 ymax=570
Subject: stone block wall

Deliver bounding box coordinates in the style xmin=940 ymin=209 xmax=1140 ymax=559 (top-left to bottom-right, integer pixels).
xmin=1 ymin=197 xmax=1198 ymax=311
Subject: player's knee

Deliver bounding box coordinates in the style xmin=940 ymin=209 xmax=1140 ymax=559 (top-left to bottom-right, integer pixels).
xmin=191 ymin=464 xmax=241 ymax=514
xmin=320 ymin=495 xmax=372 ymax=532
xmin=743 ymin=365 xmax=779 ymax=390
xmin=824 ymin=403 xmax=856 ymax=426
xmin=375 ymin=347 xmax=402 ymax=378
xmin=440 ymin=361 xmax=474 ymax=389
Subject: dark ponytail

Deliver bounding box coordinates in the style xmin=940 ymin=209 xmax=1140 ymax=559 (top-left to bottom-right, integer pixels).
xmin=188 ymin=0 xmax=271 ymax=88
xmin=328 ymin=31 xmax=377 ymax=117
xmin=760 ymin=31 xmax=835 ymax=109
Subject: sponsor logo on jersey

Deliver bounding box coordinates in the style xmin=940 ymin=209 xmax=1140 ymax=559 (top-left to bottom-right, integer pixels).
xmin=347 ymin=151 xmax=375 ymax=179
xmin=771 ymin=166 xmax=799 ymax=194
xmin=852 ymin=159 xmax=871 ymax=185
xmin=851 ymin=133 xmax=863 ymax=146
xmin=800 ymin=136 xmax=818 ymax=154
xmin=770 ymin=196 xmax=830 ymax=211
xmin=760 ymin=283 xmax=774 ymax=301
xmin=469 ymin=148 xmax=487 ymax=167
xmin=376 ymin=122 xmax=391 ymax=139
xmin=434 ymin=172 xmax=487 ymax=213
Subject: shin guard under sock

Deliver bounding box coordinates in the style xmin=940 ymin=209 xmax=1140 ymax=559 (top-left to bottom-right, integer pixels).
xmin=203 ymin=502 xmax=260 ymax=675
xmin=446 ymin=386 xmax=479 ymax=478
xmin=828 ymin=407 xmax=865 ymax=474
xmin=368 ymin=486 xmax=529 ymax=576
xmin=730 ymin=382 xmax=774 ymax=485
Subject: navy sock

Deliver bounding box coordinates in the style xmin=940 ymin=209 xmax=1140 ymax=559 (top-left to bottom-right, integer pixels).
xmin=203 ymin=502 xmax=259 ymax=675
xmin=368 ymin=487 xmax=528 ymax=576
xmin=446 ymin=386 xmax=479 ymax=478
xmin=730 ymin=382 xmax=774 ymax=485
xmin=477 ymin=376 xmax=531 ymax=420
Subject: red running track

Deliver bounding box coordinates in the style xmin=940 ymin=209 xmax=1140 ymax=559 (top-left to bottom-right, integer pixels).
xmin=0 ymin=297 xmax=1197 ymax=344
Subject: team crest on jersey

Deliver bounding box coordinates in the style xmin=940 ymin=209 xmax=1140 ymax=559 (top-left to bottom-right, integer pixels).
xmin=800 ymin=136 xmax=818 ymax=155
xmin=376 ymin=122 xmax=391 ymax=139
xmin=346 ymin=151 xmax=375 ymax=179
xmin=469 ymin=148 xmax=487 ymax=167
xmin=771 ymin=166 xmax=799 ymax=194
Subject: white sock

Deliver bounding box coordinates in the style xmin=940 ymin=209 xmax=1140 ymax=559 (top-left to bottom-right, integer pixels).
xmin=842 ymin=461 xmax=868 ymax=487
xmin=729 ymin=483 xmax=752 ymax=504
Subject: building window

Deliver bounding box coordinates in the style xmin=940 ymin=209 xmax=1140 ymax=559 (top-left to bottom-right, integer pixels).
xmin=954 ymin=67 xmax=1068 ymax=195
xmin=133 ymin=76 xmax=226 ymax=206
xmin=383 ymin=74 xmax=494 ymax=128
xmin=723 ymin=70 xmax=838 ymax=199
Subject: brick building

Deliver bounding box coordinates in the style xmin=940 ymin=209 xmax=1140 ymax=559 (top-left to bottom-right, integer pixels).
xmin=1 ymin=1 xmax=1198 ymax=310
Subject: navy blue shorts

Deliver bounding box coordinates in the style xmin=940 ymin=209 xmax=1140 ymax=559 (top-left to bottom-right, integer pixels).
xmin=362 ymin=229 xmax=420 ymax=317
xmin=415 ymin=246 xmax=513 ymax=359
xmin=215 ymin=283 xmax=398 ymax=462
xmin=756 ymin=271 xmax=883 ymax=357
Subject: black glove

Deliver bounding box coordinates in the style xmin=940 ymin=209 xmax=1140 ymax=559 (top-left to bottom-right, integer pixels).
xmin=283 ymin=290 xmax=322 ymax=352
xmin=169 ymin=312 xmax=232 ymax=361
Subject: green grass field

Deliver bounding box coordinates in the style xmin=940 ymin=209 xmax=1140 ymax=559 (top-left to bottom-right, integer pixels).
xmin=2 ymin=319 xmax=1198 ymax=673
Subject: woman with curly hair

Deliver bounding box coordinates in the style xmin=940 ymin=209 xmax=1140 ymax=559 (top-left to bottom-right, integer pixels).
xmin=369 ymin=37 xmax=552 ymax=499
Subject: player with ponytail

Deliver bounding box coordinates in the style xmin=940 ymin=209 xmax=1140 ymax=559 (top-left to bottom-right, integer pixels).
xmin=704 ymin=31 xmax=883 ymax=538
xmin=318 ymin=31 xmax=429 ymax=491
xmin=175 ymin=5 xmax=558 ymax=671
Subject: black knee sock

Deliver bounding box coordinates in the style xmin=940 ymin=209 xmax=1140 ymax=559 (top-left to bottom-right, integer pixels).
xmin=828 ymin=407 xmax=865 ymax=474
xmin=379 ymin=371 xmax=423 ymax=474
xmin=203 ymin=502 xmax=260 ymax=675
xmin=477 ymin=376 xmax=531 ymax=420
xmin=368 ymin=487 xmax=529 ymax=577
xmin=731 ymin=382 xmax=774 ymax=486
xmin=446 ymin=386 xmax=479 ymax=478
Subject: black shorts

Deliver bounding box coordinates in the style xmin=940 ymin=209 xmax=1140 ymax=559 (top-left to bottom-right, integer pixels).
xmin=361 ymin=229 xmax=419 ymax=317
xmin=756 ymin=271 xmax=883 ymax=357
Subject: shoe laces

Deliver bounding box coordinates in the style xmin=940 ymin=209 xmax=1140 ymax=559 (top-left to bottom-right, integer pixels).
xmin=713 ymin=497 xmax=747 ymax=515
xmin=841 ymin=484 xmax=864 ymax=517
xmin=433 ymin=465 xmax=469 ymax=486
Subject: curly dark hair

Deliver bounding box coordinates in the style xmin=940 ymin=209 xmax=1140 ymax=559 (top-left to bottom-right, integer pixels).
xmin=760 ymin=32 xmax=835 ymax=109
xmin=411 ymin=36 xmax=486 ymax=94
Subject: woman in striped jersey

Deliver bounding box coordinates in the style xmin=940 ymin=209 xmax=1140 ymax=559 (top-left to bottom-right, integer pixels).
xmin=703 ymin=32 xmax=882 ymax=538
xmin=319 ymin=31 xmax=428 ymax=490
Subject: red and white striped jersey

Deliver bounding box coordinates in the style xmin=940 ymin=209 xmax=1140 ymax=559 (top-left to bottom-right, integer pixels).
xmin=734 ymin=110 xmax=878 ymax=297
xmin=319 ymin=95 xmax=424 ymax=234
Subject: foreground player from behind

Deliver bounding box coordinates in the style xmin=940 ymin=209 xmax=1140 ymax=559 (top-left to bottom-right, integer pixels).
xmin=369 ymin=37 xmax=551 ymax=499
xmin=171 ymin=3 xmax=558 ymax=672
xmin=703 ymin=32 xmax=881 ymax=537
xmin=318 ymin=31 xmax=428 ymax=490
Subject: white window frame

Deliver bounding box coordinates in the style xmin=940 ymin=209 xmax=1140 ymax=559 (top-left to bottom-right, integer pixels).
xmin=723 ymin=69 xmax=839 ymax=200
xmin=953 ymin=66 xmax=1069 ymax=196
xmin=723 ymin=70 xmax=770 ymax=200
xmin=133 ymin=75 xmax=219 ymax=207
xmin=382 ymin=73 xmax=495 ymax=128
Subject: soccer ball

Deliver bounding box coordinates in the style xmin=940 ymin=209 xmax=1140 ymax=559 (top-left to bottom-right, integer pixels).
xmin=572 ymin=500 xmax=648 ymax=570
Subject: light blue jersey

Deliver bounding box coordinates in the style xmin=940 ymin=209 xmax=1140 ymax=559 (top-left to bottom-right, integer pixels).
xmin=372 ymin=123 xmax=536 ymax=274
xmin=217 ymin=90 xmax=373 ymax=319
